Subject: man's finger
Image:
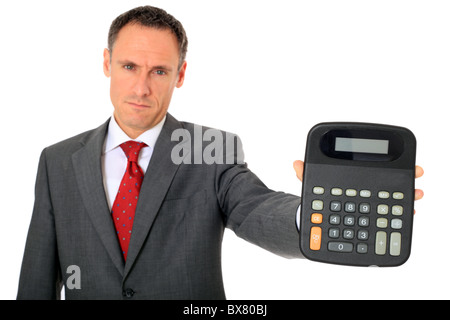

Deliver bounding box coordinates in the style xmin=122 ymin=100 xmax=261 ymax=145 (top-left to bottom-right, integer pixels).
xmin=293 ymin=160 xmax=304 ymax=182
xmin=415 ymin=189 xmax=424 ymax=201
xmin=415 ymin=166 xmax=424 ymax=178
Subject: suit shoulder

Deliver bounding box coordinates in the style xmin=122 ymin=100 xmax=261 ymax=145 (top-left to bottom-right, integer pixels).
xmin=172 ymin=120 xmax=245 ymax=165
xmin=43 ymin=119 xmax=109 ymax=157
xmin=177 ymin=120 xmax=240 ymax=139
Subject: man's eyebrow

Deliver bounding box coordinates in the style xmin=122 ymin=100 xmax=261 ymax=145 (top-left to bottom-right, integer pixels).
xmin=151 ymin=65 xmax=173 ymax=72
xmin=117 ymin=60 xmax=173 ymax=72
xmin=117 ymin=59 xmax=138 ymax=66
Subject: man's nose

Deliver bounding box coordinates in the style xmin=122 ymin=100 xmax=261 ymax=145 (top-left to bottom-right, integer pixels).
xmin=133 ymin=72 xmax=151 ymax=97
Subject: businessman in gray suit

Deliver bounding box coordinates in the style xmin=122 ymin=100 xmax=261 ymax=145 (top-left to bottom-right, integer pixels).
xmin=17 ymin=6 xmax=424 ymax=300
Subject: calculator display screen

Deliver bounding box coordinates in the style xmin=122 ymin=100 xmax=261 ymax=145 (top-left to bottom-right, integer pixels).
xmin=335 ymin=138 xmax=389 ymax=155
xmin=320 ymin=128 xmax=403 ymax=162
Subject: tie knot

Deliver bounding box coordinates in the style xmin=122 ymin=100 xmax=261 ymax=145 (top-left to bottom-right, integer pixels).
xmin=120 ymin=141 xmax=147 ymax=162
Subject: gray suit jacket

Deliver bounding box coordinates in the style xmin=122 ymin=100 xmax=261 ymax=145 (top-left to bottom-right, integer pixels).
xmin=17 ymin=113 xmax=302 ymax=300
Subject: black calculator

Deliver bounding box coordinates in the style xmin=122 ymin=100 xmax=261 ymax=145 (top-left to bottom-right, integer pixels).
xmin=299 ymin=122 xmax=416 ymax=267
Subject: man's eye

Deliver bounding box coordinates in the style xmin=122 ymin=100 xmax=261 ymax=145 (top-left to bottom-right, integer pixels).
xmin=155 ymin=70 xmax=166 ymax=76
xmin=124 ymin=65 xmax=135 ymax=71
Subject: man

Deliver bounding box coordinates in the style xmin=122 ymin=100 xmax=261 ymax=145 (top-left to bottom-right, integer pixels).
xmin=17 ymin=6 xmax=424 ymax=300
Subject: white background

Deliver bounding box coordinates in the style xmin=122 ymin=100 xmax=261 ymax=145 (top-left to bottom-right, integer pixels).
xmin=1 ymin=0 xmax=448 ymax=300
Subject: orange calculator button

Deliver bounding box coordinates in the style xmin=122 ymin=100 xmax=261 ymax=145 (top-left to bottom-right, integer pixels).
xmin=311 ymin=213 xmax=323 ymax=224
xmin=310 ymin=226 xmax=322 ymax=251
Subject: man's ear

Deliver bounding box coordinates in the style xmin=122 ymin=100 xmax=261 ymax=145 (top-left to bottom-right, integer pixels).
xmin=103 ymin=48 xmax=111 ymax=77
xmin=176 ymin=61 xmax=187 ymax=88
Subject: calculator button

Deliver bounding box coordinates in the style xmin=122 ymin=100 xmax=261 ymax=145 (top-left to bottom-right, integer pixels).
xmin=358 ymin=216 xmax=370 ymax=227
xmin=377 ymin=218 xmax=388 ymax=228
xmin=392 ymin=205 xmax=404 ymax=216
xmin=328 ymin=242 xmax=353 ymax=253
xmin=357 ymin=230 xmax=369 ymax=240
xmin=329 ymin=215 xmax=341 ymax=225
xmin=377 ymin=204 xmax=389 ymax=215
xmin=393 ymin=192 xmax=404 ymax=200
xmin=330 ymin=201 xmax=342 ymax=212
xmin=390 ymin=232 xmax=402 ymax=256
xmin=310 ymin=227 xmax=322 ymax=251
xmin=375 ymin=231 xmax=387 ymax=255
xmin=357 ymin=243 xmax=368 ymax=254
xmin=343 ymin=229 xmax=355 ymax=240
xmin=311 ymin=213 xmax=323 ymax=224
xmin=391 ymin=219 xmax=403 ymax=230
xmin=312 ymin=200 xmax=324 ymax=211
xmin=343 ymin=215 xmax=355 ymax=226
xmin=345 ymin=202 xmax=356 ymax=213
xmin=346 ymin=189 xmax=357 ymax=197
xmin=328 ymin=228 xmax=340 ymax=238
xmin=378 ymin=191 xmax=390 ymax=199
xmin=331 ymin=188 xmax=343 ymax=196
xmin=360 ymin=190 xmax=371 ymax=198
xmin=313 ymin=187 xmax=325 ymax=195
xmin=359 ymin=203 xmax=371 ymax=214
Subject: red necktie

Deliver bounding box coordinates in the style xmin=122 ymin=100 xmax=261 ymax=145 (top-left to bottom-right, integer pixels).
xmin=112 ymin=141 xmax=147 ymax=261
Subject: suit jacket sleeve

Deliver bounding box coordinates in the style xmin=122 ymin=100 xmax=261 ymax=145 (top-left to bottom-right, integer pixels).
xmin=215 ymin=139 xmax=303 ymax=259
xmin=17 ymin=149 xmax=63 ymax=299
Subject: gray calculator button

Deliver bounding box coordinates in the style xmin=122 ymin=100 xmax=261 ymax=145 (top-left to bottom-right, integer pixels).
xmin=313 ymin=187 xmax=325 ymax=195
xmin=358 ymin=216 xmax=370 ymax=227
xmin=343 ymin=215 xmax=355 ymax=226
xmin=345 ymin=202 xmax=356 ymax=213
xmin=390 ymin=232 xmax=402 ymax=256
xmin=328 ymin=242 xmax=353 ymax=253
xmin=312 ymin=200 xmax=324 ymax=211
xmin=359 ymin=203 xmax=371 ymax=214
xmin=343 ymin=229 xmax=355 ymax=240
xmin=375 ymin=231 xmax=387 ymax=255
xmin=391 ymin=219 xmax=403 ymax=230
xmin=329 ymin=228 xmax=340 ymax=238
xmin=331 ymin=188 xmax=343 ymax=196
xmin=329 ymin=215 xmax=341 ymax=225
xmin=357 ymin=243 xmax=368 ymax=254
xmin=330 ymin=201 xmax=342 ymax=212
xmin=357 ymin=230 xmax=369 ymax=240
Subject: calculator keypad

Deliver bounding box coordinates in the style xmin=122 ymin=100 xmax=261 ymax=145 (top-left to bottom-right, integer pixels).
xmin=309 ymin=186 xmax=405 ymax=257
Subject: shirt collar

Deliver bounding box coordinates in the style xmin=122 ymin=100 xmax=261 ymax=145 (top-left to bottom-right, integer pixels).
xmin=103 ymin=114 xmax=166 ymax=154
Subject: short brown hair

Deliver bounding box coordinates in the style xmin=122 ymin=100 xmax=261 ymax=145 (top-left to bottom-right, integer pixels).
xmin=108 ymin=6 xmax=188 ymax=69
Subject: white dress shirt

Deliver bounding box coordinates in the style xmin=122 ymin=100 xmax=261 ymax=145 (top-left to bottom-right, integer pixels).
xmin=102 ymin=115 xmax=165 ymax=210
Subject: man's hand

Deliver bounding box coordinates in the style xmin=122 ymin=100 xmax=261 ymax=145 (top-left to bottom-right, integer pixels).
xmin=293 ymin=160 xmax=424 ymax=203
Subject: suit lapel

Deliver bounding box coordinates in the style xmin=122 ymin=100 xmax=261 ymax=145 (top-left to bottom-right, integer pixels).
xmin=124 ymin=113 xmax=187 ymax=277
xmin=71 ymin=119 xmax=125 ymax=276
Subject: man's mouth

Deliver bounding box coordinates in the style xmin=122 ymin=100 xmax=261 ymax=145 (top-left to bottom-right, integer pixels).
xmin=127 ymin=102 xmax=151 ymax=108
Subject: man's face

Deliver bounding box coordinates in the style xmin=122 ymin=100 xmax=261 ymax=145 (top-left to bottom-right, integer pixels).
xmin=103 ymin=23 xmax=187 ymax=138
